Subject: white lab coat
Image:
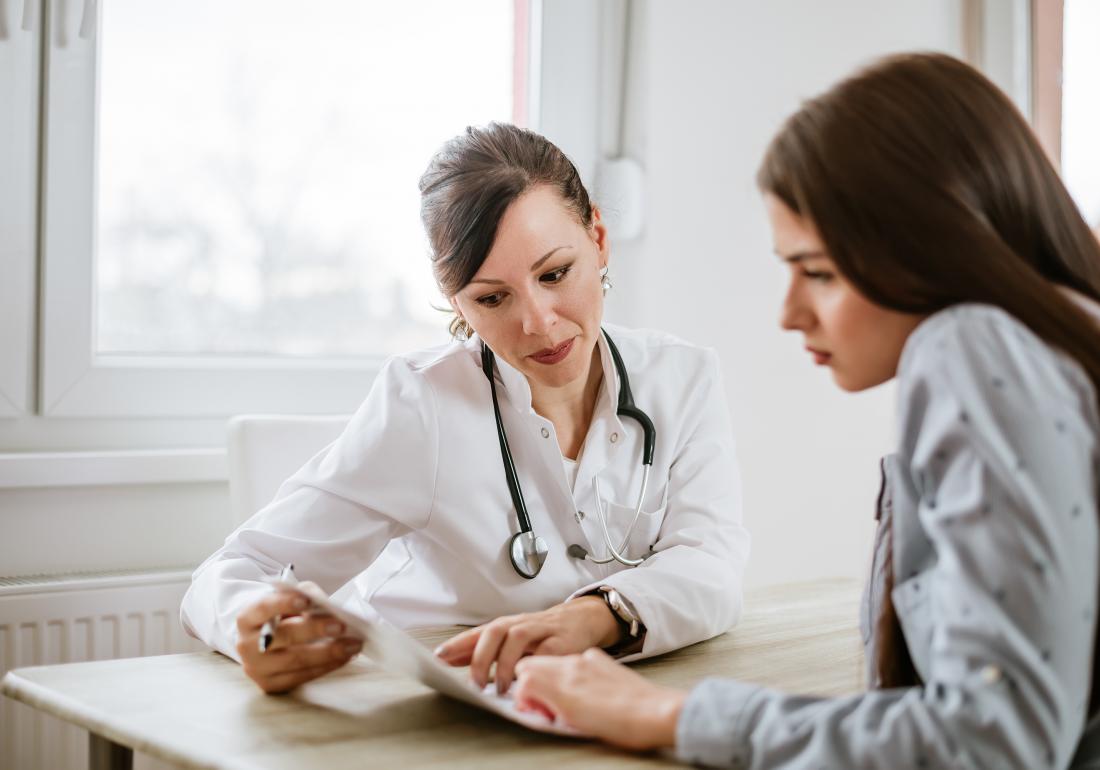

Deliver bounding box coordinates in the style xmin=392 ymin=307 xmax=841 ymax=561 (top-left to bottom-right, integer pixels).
xmin=181 ymin=324 xmax=750 ymax=662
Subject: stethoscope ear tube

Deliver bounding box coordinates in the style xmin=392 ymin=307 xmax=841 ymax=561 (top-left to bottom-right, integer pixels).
xmin=602 ymin=331 xmax=656 ymax=465
xmin=481 ymin=345 xmax=534 ymax=537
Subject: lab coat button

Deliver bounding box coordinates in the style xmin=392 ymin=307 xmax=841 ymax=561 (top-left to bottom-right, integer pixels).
xmin=610 ymin=432 xmax=619 ymax=444
xmin=540 ymin=427 xmax=550 ymax=439
xmin=575 ymin=510 xmax=585 ymax=522
xmin=980 ymin=664 xmax=1003 ymax=684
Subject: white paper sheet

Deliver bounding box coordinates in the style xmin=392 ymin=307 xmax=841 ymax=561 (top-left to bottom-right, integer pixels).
xmin=273 ymin=581 xmax=580 ymax=736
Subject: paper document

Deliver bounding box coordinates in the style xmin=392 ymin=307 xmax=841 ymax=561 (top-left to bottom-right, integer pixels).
xmin=274 ymin=581 xmax=579 ymax=736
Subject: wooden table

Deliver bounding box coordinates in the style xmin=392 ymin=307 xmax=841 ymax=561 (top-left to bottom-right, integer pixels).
xmin=1 ymin=579 xmax=864 ymax=769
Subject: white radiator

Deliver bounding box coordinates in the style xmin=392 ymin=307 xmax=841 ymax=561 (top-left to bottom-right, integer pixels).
xmin=0 ymin=569 xmax=205 ymax=770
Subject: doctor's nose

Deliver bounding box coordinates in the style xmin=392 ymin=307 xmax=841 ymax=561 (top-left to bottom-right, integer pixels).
xmin=519 ymin=295 xmax=558 ymax=337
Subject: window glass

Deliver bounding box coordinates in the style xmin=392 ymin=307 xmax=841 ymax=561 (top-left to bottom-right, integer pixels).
xmin=1062 ymin=0 xmax=1100 ymax=228
xmin=96 ymin=0 xmax=517 ymax=357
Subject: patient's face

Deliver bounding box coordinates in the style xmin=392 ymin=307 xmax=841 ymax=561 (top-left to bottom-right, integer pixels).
xmin=765 ymin=194 xmax=925 ymax=392
xmin=451 ymin=185 xmax=609 ymax=396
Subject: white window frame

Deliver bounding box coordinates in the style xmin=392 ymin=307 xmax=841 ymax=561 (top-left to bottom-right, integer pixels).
xmin=0 ymin=1 xmax=40 ymax=417
xmin=36 ymin=0 xmax=603 ymax=418
xmin=962 ymin=0 xmax=1034 ymax=119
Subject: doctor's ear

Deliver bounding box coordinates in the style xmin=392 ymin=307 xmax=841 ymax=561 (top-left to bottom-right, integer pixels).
xmin=588 ymin=206 xmax=610 ymax=267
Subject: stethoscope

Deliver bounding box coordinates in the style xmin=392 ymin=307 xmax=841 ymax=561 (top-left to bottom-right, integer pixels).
xmin=481 ymin=329 xmax=657 ymax=579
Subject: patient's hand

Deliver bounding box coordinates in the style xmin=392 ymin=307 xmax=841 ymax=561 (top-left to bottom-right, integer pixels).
xmin=235 ymin=588 xmax=363 ymax=694
xmin=433 ymin=596 xmax=620 ymax=694
xmin=513 ymin=648 xmax=686 ymax=751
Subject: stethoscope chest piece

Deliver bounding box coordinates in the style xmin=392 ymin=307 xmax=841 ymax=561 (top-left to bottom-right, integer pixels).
xmin=509 ymin=531 xmax=549 ymax=579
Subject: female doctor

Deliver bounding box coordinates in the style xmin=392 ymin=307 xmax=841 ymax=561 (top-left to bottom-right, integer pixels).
xmin=181 ymin=122 xmax=750 ymax=694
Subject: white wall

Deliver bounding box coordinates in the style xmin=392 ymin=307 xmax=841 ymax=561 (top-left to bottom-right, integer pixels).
xmin=609 ymin=0 xmax=965 ymax=588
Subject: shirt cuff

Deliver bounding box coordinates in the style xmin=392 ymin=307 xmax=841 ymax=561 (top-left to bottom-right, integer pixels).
xmin=675 ymin=678 xmax=763 ymax=768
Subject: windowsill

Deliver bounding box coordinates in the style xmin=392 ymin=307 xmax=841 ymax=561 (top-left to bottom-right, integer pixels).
xmin=0 ymin=448 xmax=227 ymax=489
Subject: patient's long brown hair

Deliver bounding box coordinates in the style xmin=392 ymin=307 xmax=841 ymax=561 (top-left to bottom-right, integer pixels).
xmin=758 ymin=53 xmax=1100 ymax=696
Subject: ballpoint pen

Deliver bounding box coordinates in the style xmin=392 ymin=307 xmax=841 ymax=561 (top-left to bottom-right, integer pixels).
xmin=259 ymin=563 xmax=297 ymax=653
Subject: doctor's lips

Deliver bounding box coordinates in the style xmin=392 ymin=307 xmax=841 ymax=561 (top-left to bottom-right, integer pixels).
xmin=805 ymin=346 xmax=832 ymax=365
xmin=530 ymin=338 xmax=575 ymax=365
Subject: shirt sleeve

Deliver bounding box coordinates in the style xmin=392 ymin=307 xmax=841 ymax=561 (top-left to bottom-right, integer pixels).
xmin=571 ymin=348 xmax=751 ymax=661
xmin=675 ymin=308 xmax=1099 ymax=769
xmin=180 ymin=357 xmax=440 ymax=660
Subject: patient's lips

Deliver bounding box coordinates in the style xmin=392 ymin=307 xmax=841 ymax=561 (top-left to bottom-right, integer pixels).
xmin=805 ymin=345 xmax=832 ymax=366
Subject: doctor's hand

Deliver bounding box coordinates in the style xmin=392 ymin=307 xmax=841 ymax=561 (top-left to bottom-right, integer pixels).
xmin=513 ymin=649 xmax=686 ymax=751
xmin=235 ymin=589 xmax=363 ymax=694
xmin=433 ymin=596 xmax=621 ymax=694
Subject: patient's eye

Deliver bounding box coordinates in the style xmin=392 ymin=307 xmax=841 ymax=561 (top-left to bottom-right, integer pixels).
xmin=802 ymin=268 xmax=834 ymax=283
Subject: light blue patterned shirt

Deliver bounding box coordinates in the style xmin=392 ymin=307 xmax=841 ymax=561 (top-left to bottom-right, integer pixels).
xmin=676 ymin=303 xmax=1100 ymax=769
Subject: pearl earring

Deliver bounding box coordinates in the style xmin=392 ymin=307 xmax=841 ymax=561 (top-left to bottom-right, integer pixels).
xmin=600 ymin=267 xmax=612 ymax=295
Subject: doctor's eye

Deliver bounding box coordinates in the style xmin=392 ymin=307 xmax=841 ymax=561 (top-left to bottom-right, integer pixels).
xmin=475 ymin=292 xmax=506 ymax=307
xmin=539 ymin=264 xmax=572 ymax=284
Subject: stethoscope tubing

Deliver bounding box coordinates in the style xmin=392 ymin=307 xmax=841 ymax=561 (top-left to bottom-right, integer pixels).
xmin=585 ymin=466 xmax=651 ymax=566
xmin=481 ymin=346 xmax=534 ymax=535
xmin=482 ymin=328 xmax=657 ymax=575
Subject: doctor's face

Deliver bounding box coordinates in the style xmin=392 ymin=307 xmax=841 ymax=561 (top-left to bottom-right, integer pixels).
xmin=766 ymin=194 xmax=925 ymax=392
xmin=451 ymin=185 xmax=609 ymax=392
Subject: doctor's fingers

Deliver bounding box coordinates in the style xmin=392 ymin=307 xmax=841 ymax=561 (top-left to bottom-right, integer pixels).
xmin=263 ymin=613 xmax=348 ymax=651
xmin=464 ymin=616 xmax=536 ymax=690
xmin=432 ymin=625 xmax=481 ymax=665
xmin=493 ymin=624 xmax=556 ymax=694
xmin=243 ymin=637 xmax=363 ymax=686
xmin=236 ymin=591 xmax=310 ymax=635
xmin=249 ymin=655 xmax=351 ymax=695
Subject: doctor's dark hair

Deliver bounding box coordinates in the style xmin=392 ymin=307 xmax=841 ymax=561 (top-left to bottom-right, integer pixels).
xmin=758 ymin=53 xmax=1100 ymax=698
xmin=418 ymin=122 xmax=594 ymax=337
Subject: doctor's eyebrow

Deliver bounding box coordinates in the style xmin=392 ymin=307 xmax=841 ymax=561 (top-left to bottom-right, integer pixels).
xmin=467 ymin=246 xmax=572 ymax=285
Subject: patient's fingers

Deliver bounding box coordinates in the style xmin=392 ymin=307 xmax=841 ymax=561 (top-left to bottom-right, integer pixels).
xmin=513 ymin=656 xmax=566 ymax=716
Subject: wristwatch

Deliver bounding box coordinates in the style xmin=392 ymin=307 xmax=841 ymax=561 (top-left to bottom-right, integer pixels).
xmin=597 ymin=585 xmax=643 ymax=644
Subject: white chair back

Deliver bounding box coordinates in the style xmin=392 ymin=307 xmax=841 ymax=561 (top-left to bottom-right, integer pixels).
xmin=226 ymin=414 xmax=350 ymax=527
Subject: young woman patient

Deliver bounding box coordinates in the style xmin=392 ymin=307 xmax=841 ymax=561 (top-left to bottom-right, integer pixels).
xmin=511 ymin=52 xmax=1100 ymax=769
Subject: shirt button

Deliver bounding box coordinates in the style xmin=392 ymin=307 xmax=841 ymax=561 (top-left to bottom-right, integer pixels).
xmin=575 ymin=510 xmax=585 ymax=522
xmin=609 ymin=432 xmax=619 ymax=444
xmin=980 ymin=664 xmax=1003 ymax=684
xmin=540 ymin=427 xmax=550 ymax=438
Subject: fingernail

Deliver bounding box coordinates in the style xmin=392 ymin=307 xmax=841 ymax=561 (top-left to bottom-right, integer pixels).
xmin=497 ymin=680 xmax=507 ymax=695
xmin=292 ymin=596 xmax=308 ymax=610
xmin=326 ymin=622 xmax=344 ymax=636
xmin=433 ymin=644 xmax=448 ymax=657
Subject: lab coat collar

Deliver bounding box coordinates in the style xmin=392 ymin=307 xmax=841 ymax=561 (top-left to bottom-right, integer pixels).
xmin=465 ymin=331 xmax=622 ymax=420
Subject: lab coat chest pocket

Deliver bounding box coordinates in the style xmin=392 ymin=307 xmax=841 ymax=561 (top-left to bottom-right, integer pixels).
xmin=599 ymin=492 xmax=667 ymax=560
xmin=891 ymin=573 xmax=934 ymax=680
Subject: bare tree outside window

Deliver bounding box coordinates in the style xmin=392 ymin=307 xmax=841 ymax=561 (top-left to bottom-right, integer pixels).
xmin=96 ymin=0 xmax=516 ymax=358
